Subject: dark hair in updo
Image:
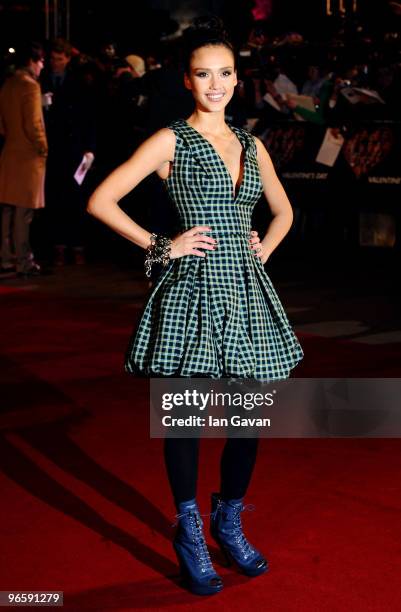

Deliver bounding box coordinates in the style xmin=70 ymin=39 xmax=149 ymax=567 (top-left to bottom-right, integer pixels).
xmin=182 ymin=15 xmax=236 ymax=75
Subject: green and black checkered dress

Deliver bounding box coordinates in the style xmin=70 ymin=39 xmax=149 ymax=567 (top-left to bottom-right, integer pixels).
xmin=125 ymin=118 xmax=304 ymax=381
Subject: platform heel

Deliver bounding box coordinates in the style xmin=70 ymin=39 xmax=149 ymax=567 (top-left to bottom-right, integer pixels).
xmin=210 ymin=493 xmax=268 ymax=577
xmin=173 ymin=498 xmax=223 ymax=596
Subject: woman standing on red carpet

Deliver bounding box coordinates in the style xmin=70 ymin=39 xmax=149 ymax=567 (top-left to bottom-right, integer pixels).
xmin=88 ymin=16 xmax=303 ymax=596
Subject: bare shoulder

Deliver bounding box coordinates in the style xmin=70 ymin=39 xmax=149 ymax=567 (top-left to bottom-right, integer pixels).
xmin=148 ymin=127 xmax=176 ymax=148
xmin=252 ymin=134 xmax=281 ymax=186
xmin=107 ymin=125 xmax=178 ymax=183
xmin=253 ymin=135 xmax=272 ymax=162
xmin=139 ymin=127 xmax=176 ymax=164
xmin=144 ymin=127 xmax=176 ymax=179
xmin=151 ymin=126 xmax=176 ymax=148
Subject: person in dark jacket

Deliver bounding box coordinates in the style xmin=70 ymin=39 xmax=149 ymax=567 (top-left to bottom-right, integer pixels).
xmin=42 ymin=39 xmax=96 ymax=266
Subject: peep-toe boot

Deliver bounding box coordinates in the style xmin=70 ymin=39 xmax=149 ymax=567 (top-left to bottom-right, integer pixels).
xmin=173 ymin=498 xmax=223 ymax=596
xmin=210 ymin=493 xmax=268 ymax=577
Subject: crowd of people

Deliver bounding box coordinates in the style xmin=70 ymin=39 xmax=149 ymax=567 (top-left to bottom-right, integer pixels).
xmin=0 ymin=13 xmax=400 ymax=276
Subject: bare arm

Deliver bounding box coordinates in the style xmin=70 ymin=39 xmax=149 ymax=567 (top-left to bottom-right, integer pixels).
xmin=253 ymin=136 xmax=294 ymax=263
xmin=87 ymin=128 xmax=177 ymax=250
xmin=87 ymin=128 xmax=217 ymax=256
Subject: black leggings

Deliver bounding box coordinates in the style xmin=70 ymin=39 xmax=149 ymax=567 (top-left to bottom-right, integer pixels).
xmin=164 ymin=436 xmax=259 ymax=509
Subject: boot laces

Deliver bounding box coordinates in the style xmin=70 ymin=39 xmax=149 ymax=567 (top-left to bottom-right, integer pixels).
xmin=173 ymin=510 xmax=214 ymax=574
xmin=232 ymin=504 xmax=255 ymax=559
xmin=211 ymin=500 xmax=256 ymax=559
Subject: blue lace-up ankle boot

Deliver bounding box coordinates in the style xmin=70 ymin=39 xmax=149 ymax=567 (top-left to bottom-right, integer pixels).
xmin=173 ymin=498 xmax=223 ymax=596
xmin=210 ymin=493 xmax=268 ymax=577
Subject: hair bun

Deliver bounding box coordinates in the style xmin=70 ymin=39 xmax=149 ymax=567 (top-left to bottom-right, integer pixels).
xmin=191 ymin=15 xmax=227 ymax=36
xmin=181 ymin=15 xmax=235 ymax=73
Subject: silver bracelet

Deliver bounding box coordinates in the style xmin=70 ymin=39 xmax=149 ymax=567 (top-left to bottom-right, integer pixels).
xmin=144 ymin=232 xmax=172 ymax=278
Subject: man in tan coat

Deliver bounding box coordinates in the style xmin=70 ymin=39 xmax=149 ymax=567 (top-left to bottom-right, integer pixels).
xmin=0 ymin=42 xmax=48 ymax=276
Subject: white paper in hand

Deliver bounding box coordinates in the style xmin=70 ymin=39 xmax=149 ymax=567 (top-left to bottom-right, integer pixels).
xmin=316 ymin=129 xmax=344 ymax=167
xmin=74 ymin=153 xmax=94 ymax=185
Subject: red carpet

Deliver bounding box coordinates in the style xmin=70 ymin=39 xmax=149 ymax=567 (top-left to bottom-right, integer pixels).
xmin=1 ymin=284 xmax=401 ymax=611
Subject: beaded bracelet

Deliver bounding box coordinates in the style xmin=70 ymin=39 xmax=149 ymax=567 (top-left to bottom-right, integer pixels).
xmin=144 ymin=232 xmax=172 ymax=278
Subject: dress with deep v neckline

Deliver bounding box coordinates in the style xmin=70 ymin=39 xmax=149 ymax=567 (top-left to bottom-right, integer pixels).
xmin=125 ymin=118 xmax=304 ymax=381
xmin=183 ymin=119 xmax=246 ymax=200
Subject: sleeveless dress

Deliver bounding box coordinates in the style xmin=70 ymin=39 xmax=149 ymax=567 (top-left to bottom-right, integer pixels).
xmin=125 ymin=118 xmax=304 ymax=381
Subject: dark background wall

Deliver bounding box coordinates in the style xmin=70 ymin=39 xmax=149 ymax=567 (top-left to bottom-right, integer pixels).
xmin=0 ymin=0 xmax=396 ymax=52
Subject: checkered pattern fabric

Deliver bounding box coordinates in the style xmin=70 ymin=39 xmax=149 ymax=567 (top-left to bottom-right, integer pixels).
xmin=125 ymin=118 xmax=304 ymax=381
